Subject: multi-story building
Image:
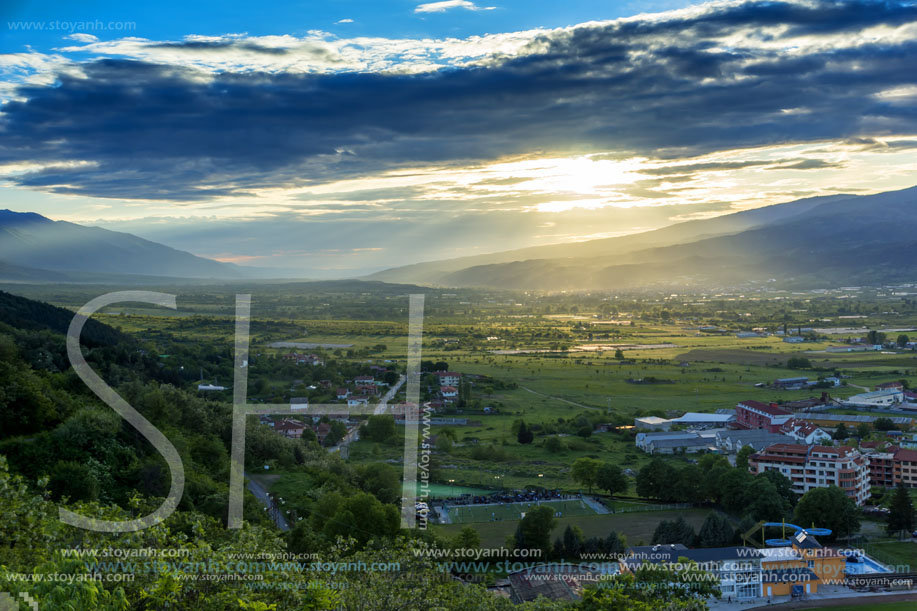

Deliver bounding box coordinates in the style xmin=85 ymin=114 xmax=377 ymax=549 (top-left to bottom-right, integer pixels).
xmin=748 ymin=444 xmax=870 ymax=506
xmin=865 ymin=450 xmax=896 ymax=488
xmin=893 ymin=448 xmax=917 ymax=487
xmin=735 ymin=401 xmax=793 ymax=432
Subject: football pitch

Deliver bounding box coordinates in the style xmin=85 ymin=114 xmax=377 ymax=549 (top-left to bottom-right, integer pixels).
xmin=445 ymin=499 xmax=596 ymax=523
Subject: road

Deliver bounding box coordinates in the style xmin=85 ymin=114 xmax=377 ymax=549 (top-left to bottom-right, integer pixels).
xmin=329 ymin=374 xmax=406 ymax=453
xmin=244 ymin=471 xmax=290 ymax=531
xmin=375 ymin=374 xmax=405 ymax=414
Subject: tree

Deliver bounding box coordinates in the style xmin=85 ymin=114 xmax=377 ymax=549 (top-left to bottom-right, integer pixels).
xmin=517 ymin=420 xmax=534 ymax=444
xmin=383 ymin=370 xmax=399 ymax=385
xmin=595 ymin=463 xmax=628 ymax=497
xmin=544 ymin=436 xmax=564 ymax=453
xmin=636 ymin=458 xmax=677 ymax=501
xmin=571 ymin=457 xmax=601 ymax=493
xmin=736 ymin=445 xmax=756 ymax=471
xmin=698 ymin=513 xmax=734 ymax=548
xmin=453 ymin=526 xmax=481 ymax=550
xmin=787 ymin=356 xmax=811 ymax=369
xmin=833 ymin=423 xmax=849 ymax=440
xmin=651 ymin=517 xmax=696 ymax=546
xmin=362 ymin=414 xmax=396 ymax=443
xmin=513 ymin=505 xmax=556 ymax=557
xmin=855 ymin=422 xmax=871 ymax=440
xmin=887 ymin=483 xmax=915 ymax=537
xmin=897 ymin=334 xmax=910 ymax=348
xmin=357 ymin=463 xmax=401 ymax=504
xmin=874 ymin=417 xmax=895 ymax=432
xmin=867 ymin=330 xmax=887 ymax=345
xmin=614 ymin=349 xmax=624 ymax=360
xmin=795 ymin=486 xmax=860 ymax=540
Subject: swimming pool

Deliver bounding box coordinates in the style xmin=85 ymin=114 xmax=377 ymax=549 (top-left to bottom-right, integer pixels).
xmin=844 ymin=554 xmax=891 ymax=575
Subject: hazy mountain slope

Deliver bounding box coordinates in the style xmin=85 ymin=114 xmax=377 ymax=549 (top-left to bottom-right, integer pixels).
xmin=426 ymin=186 xmax=917 ymax=290
xmin=367 ymin=193 xmax=852 ymax=284
xmin=0 ymin=210 xmax=242 ymax=279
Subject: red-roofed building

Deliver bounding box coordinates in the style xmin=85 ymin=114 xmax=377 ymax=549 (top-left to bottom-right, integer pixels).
xmin=749 ymin=443 xmax=870 ymax=505
xmin=780 ymin=419 xmax=831 ymax=445
xmin=273 ymin=418 xmax=305 ymax=439
xmin=736 ymin=401 xmax=793 ymax=433
xmin=876 ymin=381 xmax=905 ymax=391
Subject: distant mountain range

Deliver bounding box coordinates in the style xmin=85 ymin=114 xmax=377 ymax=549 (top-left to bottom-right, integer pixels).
xmin=0 ymin=210 xmax=243 ymax=282
xmin=368 ymin=187 xmax=917 ymax=290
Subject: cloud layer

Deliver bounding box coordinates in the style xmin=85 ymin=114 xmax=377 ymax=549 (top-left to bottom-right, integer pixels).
xmin=1 ymin=0 xmax=916 ymax=202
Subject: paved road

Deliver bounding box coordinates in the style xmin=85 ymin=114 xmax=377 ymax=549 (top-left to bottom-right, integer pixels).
xmin=245 ymin=471 xmax=290 ymax=531
xmin=375 ymin=375 xmax=406 ymax=415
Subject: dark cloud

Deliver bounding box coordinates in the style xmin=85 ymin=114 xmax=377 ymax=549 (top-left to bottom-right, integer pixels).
xmin=768 ymin=159 xmax=845 ymax=170
xmin=1 ymin=0 xmax=916 ymax=200
xmin=150 ymin=41 xmax=292 ymax=55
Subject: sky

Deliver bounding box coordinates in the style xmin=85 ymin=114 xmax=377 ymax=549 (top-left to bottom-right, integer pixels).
xmin=1 ymin=0 xmax=917 ymax=276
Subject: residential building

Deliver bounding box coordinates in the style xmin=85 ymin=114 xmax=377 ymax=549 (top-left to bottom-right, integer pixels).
xmin=735 ymin=401 xmax=792 ymax=432
xmin=780 ymin=419 xmax=832 ymax=445
xmin=434 ymin=371 xmax=462 ymax=387
xmin=347 ymin=395 xmax=370 ymax=407
xmin=290 ymin=397 xmax=309 ymax=411
xmin=875 ymin=381 xmax=905 ymax=391
xmin=864 ymin=450 xmax=895 ymax=488
xmin=273 ymin=418 xmax=305 ymax=439
xmin=336 ymin=388 xmax=350 ymax=400
xmin=440 ymin=385 xmax=459 ymax=399
xmin=796 ymin=413 xmax=913 ymax=429
xmin=748 ymin=444 xmax=870 ymax=506
xmin=893 ymin=448 xmax=917 ymax=487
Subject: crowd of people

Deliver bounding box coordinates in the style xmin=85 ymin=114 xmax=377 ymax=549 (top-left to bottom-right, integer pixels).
xmin=440 ymin=488 xmax=574 ymax=507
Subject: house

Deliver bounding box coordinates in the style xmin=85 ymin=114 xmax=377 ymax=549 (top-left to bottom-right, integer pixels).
xmin=782 ymin=336 xmax=805 ymax=343
xmin=314 ymin=422 xmax=332 ymax=444
xmin=357 ymin=384 xmax=379 ymax=396
xmin=875 ymin=381 xmax=905 ymax=391
xmin=283 ymin=352 xmax=324 ymax=366
xmin=820 ymin=377 xmax=841 ymax=387
xmin=336 ymin=388 xmax=351 ymax=400
xmin=347 ymin=395 xmax=370 ymax=407
xmin=735 ymin=401 xmax=792 ymax=432
xmin=780 ymin=419 xmax=831 ymax=445
xmin=354 ymin=375 xmax=375 ymax=385
xmin=748 ymin=443 xmax=871 ymax=505
xmin=905 ymin=391 xmax=917 ymax=405
xmin=842 ymin=389 xmax=904 ymax=407
xmin=273 ymin=418 xmax=305 ymax=439
xmin=290 ymin=397 xmax=309 ymax=411
xmin=440 ymin=385 xmax=459 ymax=399
xmin=434 ymin=371 xmax=462 ymax=387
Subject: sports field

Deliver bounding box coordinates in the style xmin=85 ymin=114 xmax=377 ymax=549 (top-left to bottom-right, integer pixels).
xmin=446 ymin=498 xmax=596 ymax=523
